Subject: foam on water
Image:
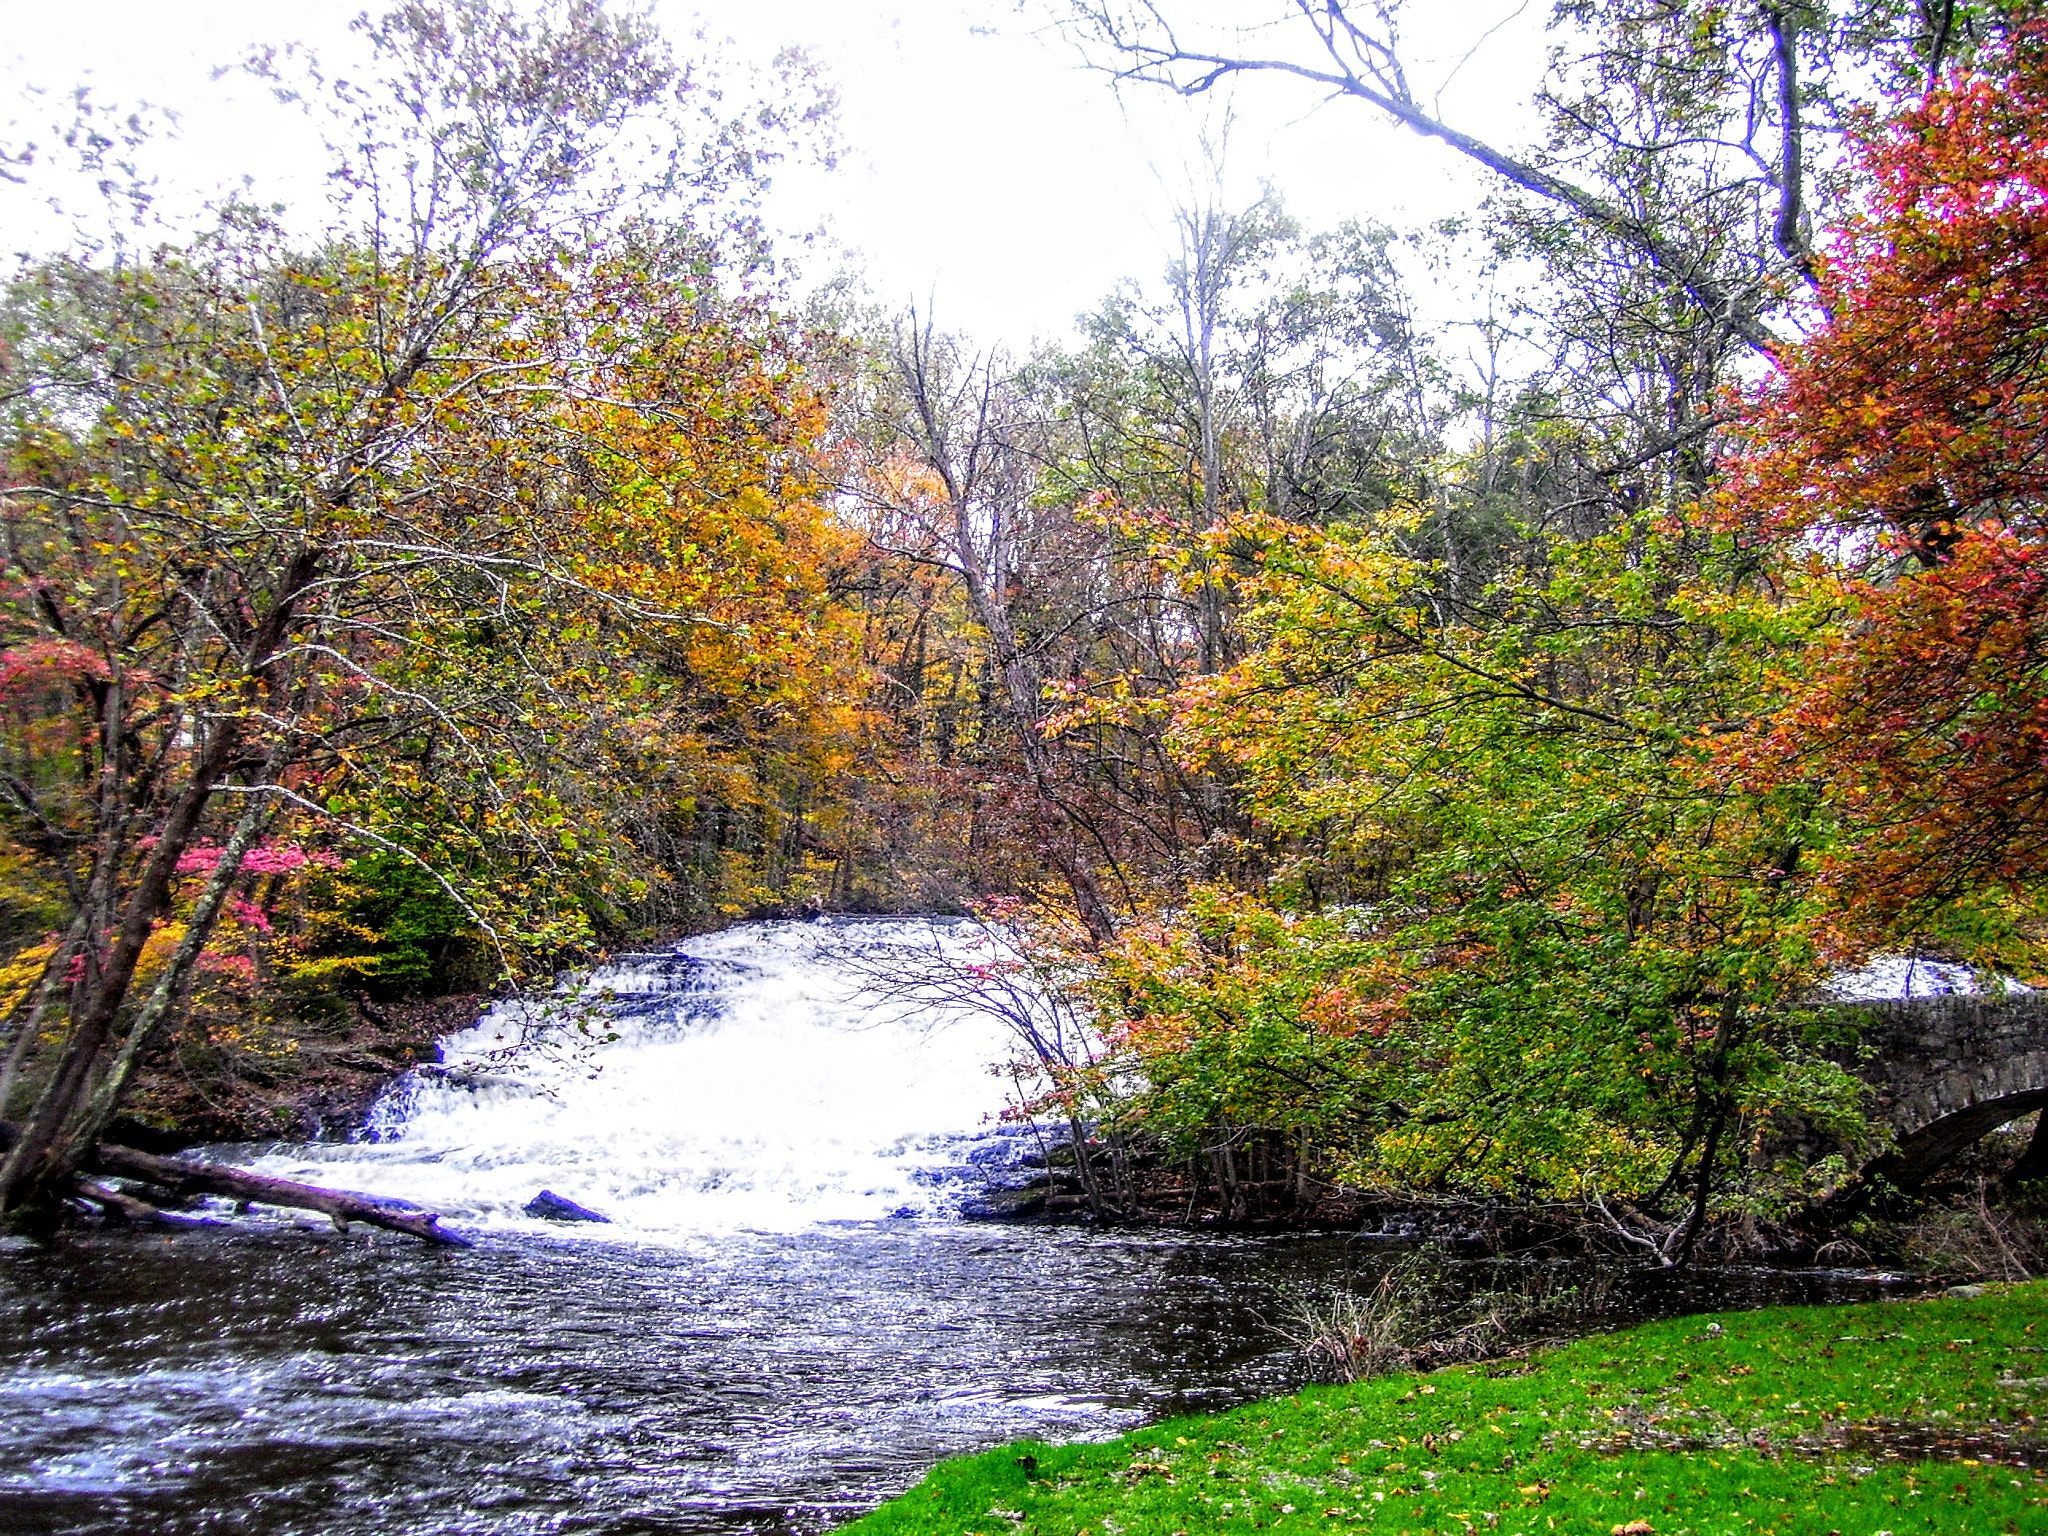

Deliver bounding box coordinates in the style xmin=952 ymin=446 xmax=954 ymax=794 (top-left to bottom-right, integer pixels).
xmin=250 ymin=918 xmax=1023 ymax=1239
xmin=1824 ymin=954 xmax=2033 ymax=1002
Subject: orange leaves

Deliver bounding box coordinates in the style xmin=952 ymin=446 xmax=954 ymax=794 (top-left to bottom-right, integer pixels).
xmin=1724 ymin=28 xmax=2048 ymax=555
xmin=1717 ymin=28 xmax=2048 ymax=959
xmin=1726 ymin=536 xmax=2048 ymax=941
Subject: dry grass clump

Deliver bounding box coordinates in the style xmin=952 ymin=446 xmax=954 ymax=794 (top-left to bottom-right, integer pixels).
xmin=1901 ymin=1185 xmax=2047 ymax=1281
xmin=1268 ymin=1256 xmax=1609 ymax=1382
xmin=1269 ymin=1268 xmax=1415 ymax=1381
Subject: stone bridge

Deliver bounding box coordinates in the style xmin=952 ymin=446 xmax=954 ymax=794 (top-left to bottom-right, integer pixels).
xmin=1831 ymin=994 xmax=2048 ymax=1190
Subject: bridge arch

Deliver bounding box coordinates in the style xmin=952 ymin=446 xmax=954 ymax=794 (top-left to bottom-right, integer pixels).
xmin=1869 ymin=1087 xmax=2048 ymax=1189
xmin=1832 ymin=997 xmax=2048 ymax=1190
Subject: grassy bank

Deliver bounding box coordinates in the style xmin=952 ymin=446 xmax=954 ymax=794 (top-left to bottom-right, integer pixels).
xmin=845 ymin=1283 xmax=2048 ymax=1536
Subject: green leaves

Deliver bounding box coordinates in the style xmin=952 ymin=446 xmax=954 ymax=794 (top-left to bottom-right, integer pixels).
xmin=1083 ymin=490 xmax=1851 ymax=1204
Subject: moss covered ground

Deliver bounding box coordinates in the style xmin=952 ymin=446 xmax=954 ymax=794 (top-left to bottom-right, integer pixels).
xmin=844 ymin=1282 xmax=2048 ymax=1536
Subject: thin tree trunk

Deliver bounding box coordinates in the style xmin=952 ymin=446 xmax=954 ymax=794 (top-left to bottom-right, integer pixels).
xmin=1065 ymin=1109 xmax=1109 ymax=1217
xmin=952 ymin=499 xmax=1122 ymax=944
xmin=1674 ymin=993 xmax=1743 ymax=1266
xmin=0 ymin=548 xmax=314 ymax=1221
xmin=1674 ymin=1107 xmax=1726 ymax=1268
xmin=2005 ymin=1111 xmax=2048 ymax=1191
xmin=63 ymin=790 xmax=276 ymax=1162
xmin=0 ymin=723 xmax=239 ymax=1219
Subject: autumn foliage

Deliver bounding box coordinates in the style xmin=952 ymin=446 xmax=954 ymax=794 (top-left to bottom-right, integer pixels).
xmin=1721 ymin=25 xmax=2048 ymax=962
xmin=0 ymin=0 xmax=864 ymax=1215
xmin=10 ymin=0 xmax=2048 ymax=1244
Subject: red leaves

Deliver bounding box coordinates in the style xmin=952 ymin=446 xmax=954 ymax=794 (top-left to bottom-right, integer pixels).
xmin=1733 ymin=536 xmax=2048 ymax=926
xmin=1727 ymin=29 xmax=2048 ymax=554
xmin=0 ymin=640 xmax=111 ymax=700
xmin=1720 ymin=27 xmax=2048 ymax=945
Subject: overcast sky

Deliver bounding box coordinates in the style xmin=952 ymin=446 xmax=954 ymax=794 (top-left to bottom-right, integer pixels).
xmin=0 ymin=0 xmax=1548 ymax=349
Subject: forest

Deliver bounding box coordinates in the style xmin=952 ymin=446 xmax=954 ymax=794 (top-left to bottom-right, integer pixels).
xmin=0 ymin=0 xmax=2044 ymax=1270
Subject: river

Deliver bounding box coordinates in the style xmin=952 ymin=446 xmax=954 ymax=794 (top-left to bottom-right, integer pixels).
xmin=0 ymin=918 xmax=1922 ymax=1535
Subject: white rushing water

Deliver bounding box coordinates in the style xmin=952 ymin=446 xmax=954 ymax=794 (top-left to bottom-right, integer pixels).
xmin=250 ymin=918 xmax=1030 ymax=1240
xmin=1823 ymin=953 xmax=2034 ymax=1002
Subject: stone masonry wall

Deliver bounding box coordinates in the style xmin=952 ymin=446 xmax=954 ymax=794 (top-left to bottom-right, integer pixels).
xmin=1832 ymin=996 xmax=2048 ymax=1134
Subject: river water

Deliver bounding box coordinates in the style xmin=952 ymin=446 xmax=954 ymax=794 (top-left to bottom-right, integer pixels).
xmin=0 ymin=919 xmax=1923 ymax=1535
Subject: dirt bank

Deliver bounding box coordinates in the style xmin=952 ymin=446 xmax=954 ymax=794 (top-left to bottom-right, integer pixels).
xmin=112 ymin=992 xmax=488 ymax=1150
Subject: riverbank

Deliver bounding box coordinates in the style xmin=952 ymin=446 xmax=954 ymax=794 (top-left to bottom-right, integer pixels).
xmin=843 ymin=1281 xmax=2048 ymax=1535
xmin=110 ymin=990 xmax=484 ymax=1148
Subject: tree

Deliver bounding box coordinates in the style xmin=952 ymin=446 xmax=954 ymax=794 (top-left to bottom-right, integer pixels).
xmin=1070 ymin=492 xmax=1863 ymax=1250
xmin=1718 ymin=23 xmax=2048 ymax=969
xmin=1061 ymin=3 xmax=2034 ymax=592
xmin=1062 ymin=2 xmax=2004 ymax=359
xmin=846 ymin=315 xmax=1132 ymax=941
xmin=0 ymin=0 xmax=847 ymax=1224
xmin=1025 ymin=11 xmax=2048 ymax=1242
xmin=835 ymin=190 xmax=1444 ymax=940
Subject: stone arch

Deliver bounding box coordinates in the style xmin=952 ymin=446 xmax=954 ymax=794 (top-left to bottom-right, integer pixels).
xmin=1871 ymin=1086 xmax=2048 ymax=1189
xmin=1828 ymin=996 xmax=2048 ymax=1192
xmin=1878 ymin=1040 xmax=2048 ymax=1127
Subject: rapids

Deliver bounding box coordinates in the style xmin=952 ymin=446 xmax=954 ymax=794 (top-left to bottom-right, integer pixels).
xmin=251 ymin=917 xmax=1035 ymax=1236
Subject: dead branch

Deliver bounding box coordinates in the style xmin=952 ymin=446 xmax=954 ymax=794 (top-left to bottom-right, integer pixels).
xmin=90 ymin=1142 xmax=473 ymax=1246
xmin=0 ymin=1120 xmax=469 ymax=1246
xmin=75 ymin=1177 xmax=217 ymax=1230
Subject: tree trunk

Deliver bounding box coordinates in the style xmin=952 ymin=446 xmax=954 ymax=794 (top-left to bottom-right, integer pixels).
xmin=0 ymin=1120 xmax=469 ymax=1244
xmin=2005 ymin=1111 xmax=2048 ymax=1191
xmin=0 ymin=548 xmax=315 ymax=1225
xmin=1673 ymin=993 xmax=1743 ymax=1266
xmin=0 ymin=910 xmax=90 ymax=1119
xmin=89 ymin=1141 xmax=471 ymax=1246
xmin=62 ymin=791 xmax=276 ymax=1164
xmin=0 ymin=720 xmax=239 ymax=1224
xmin=951 ymin=496 xmax=1123 ymax=944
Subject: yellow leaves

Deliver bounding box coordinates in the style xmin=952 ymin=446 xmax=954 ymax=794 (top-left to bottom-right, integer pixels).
xmin=0 ymin=232 xmax=883 ymax=1007
xmin=0 ymin=940 xmax=57 ymax=1018
xmin=133 ymin=919 xmax=188 ymax=994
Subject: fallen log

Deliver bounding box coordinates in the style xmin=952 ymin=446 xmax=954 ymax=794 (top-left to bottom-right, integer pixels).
xmin=0 ymin=1119 xmax=470 ymax=1246
xmin=89 ymin=1142 xmax=473 ymax=1246
xmin=76 ymin=1177 xmax=218 ymax=1230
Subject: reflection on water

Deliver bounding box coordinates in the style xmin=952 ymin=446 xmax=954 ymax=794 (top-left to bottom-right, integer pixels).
xmin=0 ymin=1222 xmax=1349 ymax=1535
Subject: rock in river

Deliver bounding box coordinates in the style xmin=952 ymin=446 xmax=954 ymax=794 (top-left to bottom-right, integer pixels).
xmin=524 ymin=1189 xmax=611 ymax=1223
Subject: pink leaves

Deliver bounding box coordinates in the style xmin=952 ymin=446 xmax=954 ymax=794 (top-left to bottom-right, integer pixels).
xmin=174 ymin=841 xmax=341 ymax=877
xmin=225 ymin=897 xmax=273 ymax=934
xmin=197 ymin=952 xmax=258 ymax=982
xmin=0 ymin=640 xmax=111 ymax=700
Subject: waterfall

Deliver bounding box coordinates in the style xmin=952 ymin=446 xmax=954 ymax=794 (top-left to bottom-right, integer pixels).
xmin=251 ymin=918 xmax=1033 ymax=1239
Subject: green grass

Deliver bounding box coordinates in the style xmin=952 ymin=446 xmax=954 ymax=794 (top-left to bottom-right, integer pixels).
xmin=842 ymin=1282 xmax=2048 ymax=1536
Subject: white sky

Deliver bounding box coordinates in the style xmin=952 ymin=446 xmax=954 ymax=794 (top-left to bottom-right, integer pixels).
xmin=0 ymin=0 xmax=1549 ymax=349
